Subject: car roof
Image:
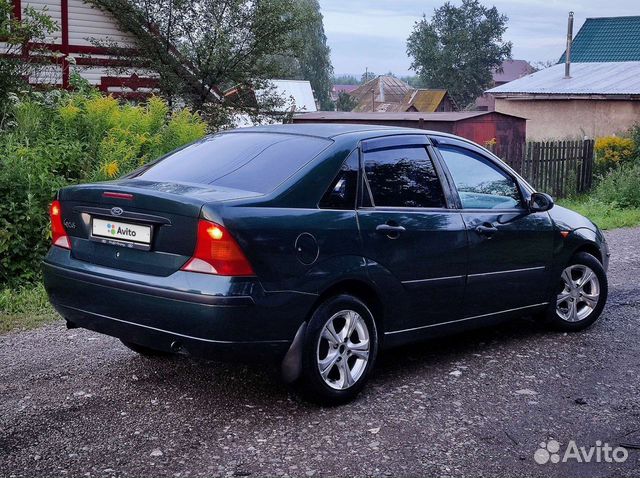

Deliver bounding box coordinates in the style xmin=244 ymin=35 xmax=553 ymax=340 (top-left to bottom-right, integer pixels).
xmin=226 ymin=123 xmax=448 ymax=140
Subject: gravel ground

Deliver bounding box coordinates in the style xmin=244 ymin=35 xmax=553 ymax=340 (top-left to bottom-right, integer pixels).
xmin=1 ymin=227 xmax=639 ymax=478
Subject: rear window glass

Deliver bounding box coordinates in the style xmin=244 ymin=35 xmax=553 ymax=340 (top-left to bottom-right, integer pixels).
xmin=134 ymin=133 xmax=332 ymax=193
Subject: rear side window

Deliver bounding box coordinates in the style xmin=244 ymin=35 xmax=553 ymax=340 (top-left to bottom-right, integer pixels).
xmin=319 ymin=149 xmax=359 ymax=209
xmin=363 ymin=146 xmax=445 ymax=208
xmin=135 ymin=133 xmax=331 ymax=193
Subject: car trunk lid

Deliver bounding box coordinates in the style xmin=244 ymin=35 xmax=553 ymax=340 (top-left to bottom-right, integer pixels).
xmin=57 ymin=180 xmax=260 ymax=276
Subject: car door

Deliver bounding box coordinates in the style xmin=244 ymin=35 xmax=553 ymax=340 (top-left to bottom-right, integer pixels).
xmin=431 ymin=136 xmax=554 ymax=318
xmin=356 ymin=135 xmax=468 ymax=334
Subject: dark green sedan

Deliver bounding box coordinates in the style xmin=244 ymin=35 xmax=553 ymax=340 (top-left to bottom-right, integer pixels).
xmin=44 ymin=124 xmax=609 ymax=404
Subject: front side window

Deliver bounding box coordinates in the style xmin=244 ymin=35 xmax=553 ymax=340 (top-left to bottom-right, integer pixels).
xmin=363 ymin=146 xmax=445 ymax=208
xmin=438 ymin=146 xmax=524 ymax=209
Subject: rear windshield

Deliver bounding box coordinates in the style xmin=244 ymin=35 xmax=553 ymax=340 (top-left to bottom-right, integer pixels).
xmin=134 ymin=132 xmax=332 ymax=194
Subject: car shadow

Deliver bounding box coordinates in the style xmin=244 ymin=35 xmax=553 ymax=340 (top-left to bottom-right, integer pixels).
xmin=373 ymin=316 xmax=550 ymax=379
xmin=119 ymin=316 xmax=551 ymax=409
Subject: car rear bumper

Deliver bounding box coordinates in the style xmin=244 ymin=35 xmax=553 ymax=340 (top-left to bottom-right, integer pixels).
xmin=43 ymin=247 xmax=316 ymax=361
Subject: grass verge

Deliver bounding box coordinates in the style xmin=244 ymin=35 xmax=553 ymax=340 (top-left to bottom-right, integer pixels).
xmin=0 ymin=283 xmax=60 ymax=334
xmin=557 ymin=197 xmax=640 ymax=230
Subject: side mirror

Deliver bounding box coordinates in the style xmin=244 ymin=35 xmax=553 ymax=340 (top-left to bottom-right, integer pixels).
xmin=529 ymin=192 xmax=554 ymax=212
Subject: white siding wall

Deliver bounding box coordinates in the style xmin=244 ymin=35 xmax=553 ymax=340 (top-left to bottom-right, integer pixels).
xmin=22 ymin=0 xmax=62 ymax=44
xmin=15 ymin=0 xmax=157 ymax=94
xmin=67 ymin=0 xmax=135 ymax=47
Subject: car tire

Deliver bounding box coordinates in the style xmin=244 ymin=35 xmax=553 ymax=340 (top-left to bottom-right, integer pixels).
xmin=542 ymin=251 xmax=608 ymax=331
xmin=120 ymin=339 xmax=172 ymax=357
xmin=296 ymin=294 xmax=379 ymax=405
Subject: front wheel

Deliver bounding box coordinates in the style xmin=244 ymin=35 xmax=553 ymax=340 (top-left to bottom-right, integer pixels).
xmin=296 ymin=294 xmax=379 ymax=405
xmin=543 ymin=252 xmax=608 ymax=331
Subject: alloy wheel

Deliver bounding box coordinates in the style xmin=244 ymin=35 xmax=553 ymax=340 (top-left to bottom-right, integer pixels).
xmin=556 ymin=264 xmax=600 ymax=322
xmin=316 ymin=309 xmax=370 ymax=390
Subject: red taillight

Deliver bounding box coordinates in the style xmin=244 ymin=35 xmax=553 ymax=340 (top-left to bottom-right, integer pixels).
xmin=49 ymin=200 xmax=71 ymax=249
xmin=181 ymin=220 xmax=254 ymax=276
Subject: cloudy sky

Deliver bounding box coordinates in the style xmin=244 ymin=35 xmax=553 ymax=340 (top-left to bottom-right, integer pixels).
xmin=318 ymin=0 xmax=639 ymax=76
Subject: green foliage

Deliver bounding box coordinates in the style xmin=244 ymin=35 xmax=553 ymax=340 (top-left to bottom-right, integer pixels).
xmin=593 ymin=163 xmax=640 ymax=209
xmin=558 ymin=197 xmax=640 ymax=231
xmin=0 ymin=91 xmax=206 ymax=287
xmin=361 ymin=71 xmax=376 ymax=84
xmin=290 ymin=0 xmax=334 ymax=111
xmin=333 ymin=74 xmax=359 ymax=85
xmin=400 ymin=75 xmax=428 ymax=88
xmin=407 ymin=0 xmax=512 ymax=108
xmin=0 ymin=283 xmax=59 ymax=334
xmin=91 ymin=0 xmax=327 ymax=124
xmin=627 ymin=123 xmax=640 ymax=159
xmin=336 ymin=92 xmax=357 ymax=112
xmin=0 ymin=0 xmax=58 ymax=128
xmin=594 ymin=136 xmax=635 ymax=175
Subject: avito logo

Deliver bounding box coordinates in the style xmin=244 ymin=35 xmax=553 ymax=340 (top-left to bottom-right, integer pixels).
xmin=106 ymin=223 xmax=137 ymax=237
xmin=534 ymin=439 xmax=628 ymax=465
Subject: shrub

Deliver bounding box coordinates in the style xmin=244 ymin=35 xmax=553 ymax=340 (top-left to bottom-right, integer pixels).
xmin=628 ymin=123 xmax=640 ymax=160
xmin=594 ymin=136 xmax=635 ymax=175
xmin=593 ymin=162 xmax=640 ymax=209
xmin=0 ymin=90 xmax=207 ymax=287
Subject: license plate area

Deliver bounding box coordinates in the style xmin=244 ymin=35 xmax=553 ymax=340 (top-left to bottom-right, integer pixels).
xmin=90 ymin=217 xmax=152 ymax=250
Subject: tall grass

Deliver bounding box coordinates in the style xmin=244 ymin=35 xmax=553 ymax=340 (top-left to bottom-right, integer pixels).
xmin=0 ymin=88 xmax=207 ymax=288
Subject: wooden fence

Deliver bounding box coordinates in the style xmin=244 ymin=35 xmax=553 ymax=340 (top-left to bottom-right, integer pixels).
xmin=489 ymin=140 xmax=595 ymax=198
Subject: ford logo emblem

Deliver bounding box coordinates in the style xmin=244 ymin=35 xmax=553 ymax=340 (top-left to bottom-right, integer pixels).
xmin=111 ymin=207 xmax=124 ymax=216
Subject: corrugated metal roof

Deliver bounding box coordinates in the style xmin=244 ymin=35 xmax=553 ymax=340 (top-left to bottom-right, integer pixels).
xmin=257 ymin=79 xmax=317 ymax=112
xmin=559 ymin=16 xmax=640 ymax=63
xmin=487 ymin=62 xmax=640 ymax=96
xmin=402 ymin=89 xmax=447 ymax=112
xmin=292 ymin=111 xmax=524 ymax=122
xmin=350 ymin=76 xmax=413 ymax=112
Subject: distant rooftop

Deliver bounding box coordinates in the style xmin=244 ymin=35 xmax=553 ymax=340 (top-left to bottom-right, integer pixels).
xmin=402 ymin=89 xmax=456 ymax=112
xmin=493 ymin=60 xmax=535 ymax=84
xmin=349 ymin=76 xmax=413 ymax=112
xmin=487 ymin=61 xmax=640 ymax=96
xmin=559 ymin=16 xmax=640 ymax=63
xmin=332 ymin=84 xmax=358 ymax=94
xmin=292 ymin=111 xmax=524 ymax=122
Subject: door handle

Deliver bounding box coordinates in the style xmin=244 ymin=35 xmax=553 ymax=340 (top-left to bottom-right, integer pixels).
xmin=475 ymin=223 xmax=498 ymax=238
xmin=376 ymin=223 xmax=406 ymax=238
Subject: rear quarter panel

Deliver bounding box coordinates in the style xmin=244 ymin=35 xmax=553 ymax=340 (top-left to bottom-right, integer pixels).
xmin=207 ymin=207 xmax=362 ymax=293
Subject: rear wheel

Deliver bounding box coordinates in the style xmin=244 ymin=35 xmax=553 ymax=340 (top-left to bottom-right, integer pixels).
xmin=296 ymin=294 xmax=378 ymax=405
xmin=543 ymin=252 xmax=608 ymax=331
xmin=120 ymin=339 xmax=172 ymax=357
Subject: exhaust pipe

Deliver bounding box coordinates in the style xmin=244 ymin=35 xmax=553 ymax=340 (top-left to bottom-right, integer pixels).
xmin=564 ymin=12 xmax=574 ymax=79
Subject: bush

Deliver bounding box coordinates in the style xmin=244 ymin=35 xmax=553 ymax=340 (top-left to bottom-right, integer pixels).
xmin=594 ymin=136 xmax=636 ymax=175
xmin=0 ymin=90 xmax=207 ymax=287
xmin=593 ymin=162 xmax=640 ymax=209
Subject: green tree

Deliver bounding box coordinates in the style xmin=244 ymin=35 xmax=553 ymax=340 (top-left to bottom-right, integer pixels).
xmin=336 ymin=92 xmax=357 ymax=112
xmin=91 ymin=0 xmax=313 ymax=126
xmin=406 ymin=0 xmax=511 ymax=108
xmin=0 ymin=0 xmax=57 ymax=128
xmin=400 ymin=75 xmax=427 ymax=88
xmin=361 ymin=70 xmax=376 ymax=83
xmin=292 ymin=0 xmax=334 ymax=110
xmin=333 ymin=74 xmax=359 ymax=85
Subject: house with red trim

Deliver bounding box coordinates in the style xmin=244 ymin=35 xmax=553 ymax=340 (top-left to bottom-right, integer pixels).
xmin=4 ymin=0 xmax=176 ymax=99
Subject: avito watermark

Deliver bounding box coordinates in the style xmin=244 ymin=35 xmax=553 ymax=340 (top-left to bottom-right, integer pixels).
xmin=534 ymin=439 xmax=628 ymax=465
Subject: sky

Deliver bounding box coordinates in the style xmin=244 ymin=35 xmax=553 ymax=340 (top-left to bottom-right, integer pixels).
xmin=318 ymin=0 xmax=639 ymax=77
